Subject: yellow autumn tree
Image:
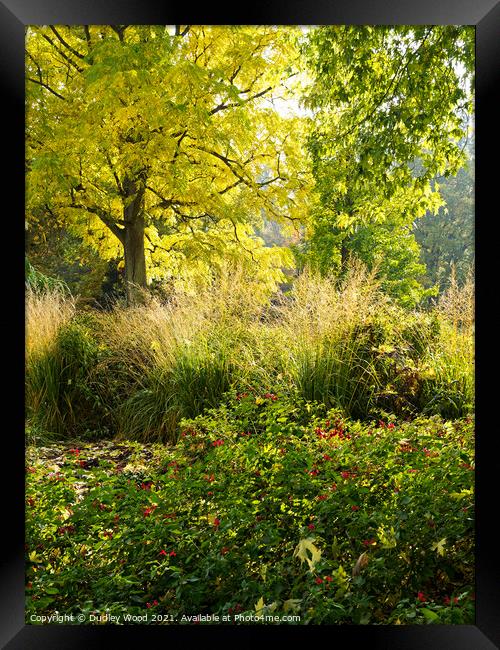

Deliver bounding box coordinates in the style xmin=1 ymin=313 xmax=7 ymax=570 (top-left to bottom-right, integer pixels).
xmin=26 ymin=25 xmax=312 ymax=302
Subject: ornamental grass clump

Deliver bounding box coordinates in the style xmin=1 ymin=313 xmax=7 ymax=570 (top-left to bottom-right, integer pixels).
xmin=420 ymin=270 xmax=474 ymax=419
xmin=26 ymin=285 xmax=75 ymax=360
xmin=117 ymin=339 xmax=236 ymax=443
xmin=26 ymin=319 xmax=106 ymax=437
xmin=101 ymin=266 xmax=263 ymax=442
xmin=26 ymin=286 xmax=77 ymax=438
xmin=276 ymin=261 xmax=385 ymax=418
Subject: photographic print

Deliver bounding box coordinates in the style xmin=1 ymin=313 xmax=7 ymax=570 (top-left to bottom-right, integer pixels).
xmin=1 ymin=1 xmax=495 ymax=646
xmin=24 ymin=22 xmax=476 ymax=627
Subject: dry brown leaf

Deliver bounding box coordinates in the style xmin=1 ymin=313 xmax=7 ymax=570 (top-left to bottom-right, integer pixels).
xmin=352 ymin=551 xmax=369 ymax=577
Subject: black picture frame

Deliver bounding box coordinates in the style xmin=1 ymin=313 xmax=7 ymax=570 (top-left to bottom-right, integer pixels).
xmin=4 ymin=1 xmax=499 ymax=647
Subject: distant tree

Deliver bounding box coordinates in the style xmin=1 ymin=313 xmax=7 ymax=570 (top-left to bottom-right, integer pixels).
xmin=414 ymin=136 xmax=474 ymax=293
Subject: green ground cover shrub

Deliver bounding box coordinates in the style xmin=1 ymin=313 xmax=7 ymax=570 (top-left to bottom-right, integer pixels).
xmin=26 ymin=393 xmax=474 ymax=625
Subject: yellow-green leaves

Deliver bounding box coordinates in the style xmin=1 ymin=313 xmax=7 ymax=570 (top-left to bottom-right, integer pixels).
xmin=26 ymin=26 xmax=312 ymax=294
xmin=303 ymin=25 xmax=474 ymax=306
xmin=450 ymin=488 xmax=473 ymax=500
xmin=431 ymin=538 xmax=447 ymax=557
xmin=254 ymin=596 xmax=265 ymax=614
xmin=377 ymin=525 xmax=398 ymax=549
xmin=254 ymin=596 xmax=278 ymax=616
xmin=283 ymin=599 xmax=302 ymax=613
xmin=293 ymin=537 xmax=322 ymax=571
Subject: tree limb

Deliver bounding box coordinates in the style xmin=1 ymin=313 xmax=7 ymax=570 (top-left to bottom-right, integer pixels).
xmin=209 ymin=85 xmax=273 ymax=116
xmin=39 ymin=31 xmax=84 ymax=73
xmin=26 ymin=76 xmax=66 ymax=101
xmin=70 ymin=202 xmax=125 ymax=243
xmin=145 ymin=185 xmax=197 ymax=208
xmin=83 ymin=25 xmax=92 ymax=50
xmin=110 ymin=25 xmax=127 ymax=42
xmin=227 ymin=217 xmax=257 ymax=262
xmin=144 ymin=231 xmax=180 ymax=255
xmin=49 ymin=26 xmax=85 ymax=59
xmin=175 ymin=25 xmax=190 ymax=37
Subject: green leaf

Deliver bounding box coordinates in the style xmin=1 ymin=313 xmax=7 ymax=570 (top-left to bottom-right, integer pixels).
xmin=421 ymin=608 xmax=440 ymax=623
xmin=431 ymin=538 xmax=447 ymax=556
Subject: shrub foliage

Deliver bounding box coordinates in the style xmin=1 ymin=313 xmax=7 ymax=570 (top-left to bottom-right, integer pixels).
xmin=26 ymin=393 xmax=474 ymax=624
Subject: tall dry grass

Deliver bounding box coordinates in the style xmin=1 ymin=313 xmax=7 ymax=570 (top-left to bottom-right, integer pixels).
xmin=26 ymin=286 xmax=76 ymax=360
xmin=90 ymin=264 xmax=266 ymax=441
xmin=25 ymin=259 xmax=475 ymax=442
xmin=26 ymin=287 xmax=83 ymax=437
xmin=438 ymin=266 xmax=475 ymax=333
xmin=420 ymin=267 xmax=475 ymax=418
xmin=277 ymin=260 xmax=384 ymax=339
xmin=269 ymin=261 xmax=385 ymax=416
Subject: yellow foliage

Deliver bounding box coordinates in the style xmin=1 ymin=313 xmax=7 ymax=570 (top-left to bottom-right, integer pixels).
xmin=293 ymin=537 xmax=322 ymax=572
xmin=26 ymin=25 xmax=312 ymax=293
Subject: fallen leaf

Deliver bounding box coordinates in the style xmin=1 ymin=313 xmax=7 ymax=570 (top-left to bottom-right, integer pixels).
xmin=293 ymin=537 xmax=322 ymax=571
xmin=352 ymin=551 xmax=369 ymax=577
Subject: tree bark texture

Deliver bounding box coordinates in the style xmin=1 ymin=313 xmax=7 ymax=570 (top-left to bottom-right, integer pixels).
xmin=123 ymin=175 xmax=147 ymax=305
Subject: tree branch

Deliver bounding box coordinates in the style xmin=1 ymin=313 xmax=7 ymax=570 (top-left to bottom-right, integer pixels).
xmin=209 ymin=85 xmax=273 ymax=116
xmin=144 ymin=231 xmax=180 ymax=255
xmin=103 ymin=152 xmax=124 ymax=196
xmin=83 ymin=25 xmax=92 ymax=50
xmin=174 ymin=25 xmax=191 ymax=37
xmin=227 ymin=217 xmax=257 ymax=262
xmin=26 ymin=51 xmax=67 ymax=100
xmin=70 ymin=202 xmax=125 ymax=243
xmin=39 ymin=31 xmax=84 ymax=73
xmin=219 ymin=179 xmax=244 ymax=195
xmin=26 ymin=76 xmax=66 ymax=101
xmin=110 ymin=25 xmax=128 ymax=42
xmin=145 ymin=185 xmax=197 ymax=208
xmin=49 ymin=26 xmax=85 ymax=59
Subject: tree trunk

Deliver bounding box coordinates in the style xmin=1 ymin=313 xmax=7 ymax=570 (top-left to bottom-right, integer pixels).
xmin=341 ymin=240 xmax=350 ymax=274
xmin=124 ymin=215 xmax=147 ymax=305
xmin=123 ymin=175 xmax=147 ymax=305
